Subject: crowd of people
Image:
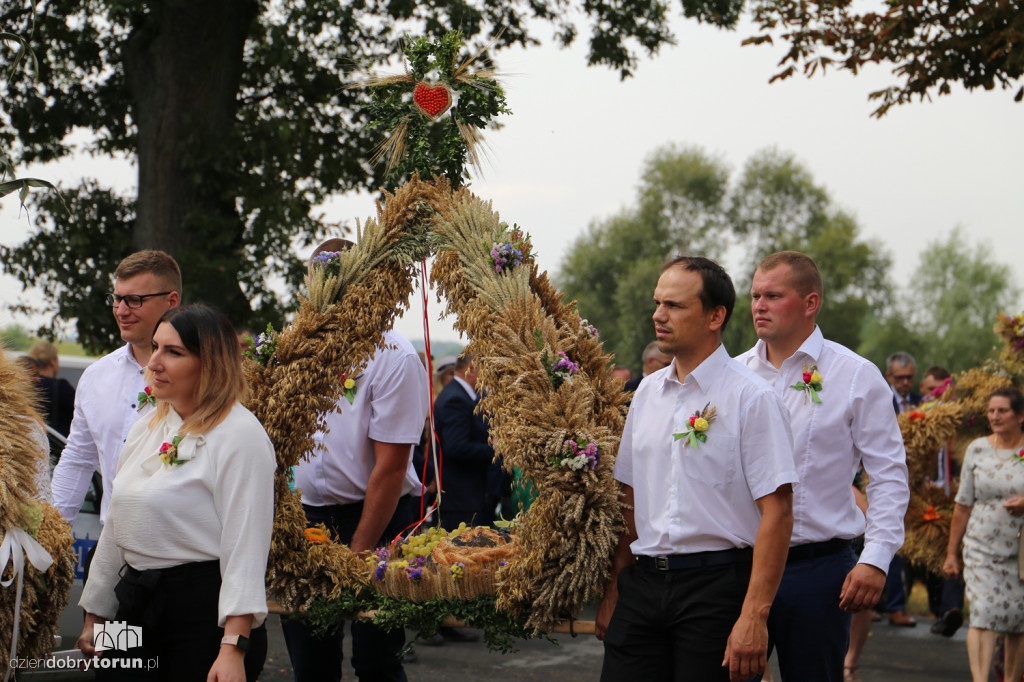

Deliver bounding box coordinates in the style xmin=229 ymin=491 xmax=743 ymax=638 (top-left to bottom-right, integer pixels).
xmin=6 ymin=244 xmax=1023 ymax=681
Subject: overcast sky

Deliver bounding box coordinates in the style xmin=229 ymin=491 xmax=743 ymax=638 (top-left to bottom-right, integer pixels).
xmin=3 ymin=13 xmax=1022 ymax=347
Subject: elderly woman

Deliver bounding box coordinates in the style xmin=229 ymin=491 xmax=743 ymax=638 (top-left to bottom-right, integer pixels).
xmin=77 ymin=304 xmax=275 ymax=682
xmin=943 ymin=386 xmax=1024 ymax=682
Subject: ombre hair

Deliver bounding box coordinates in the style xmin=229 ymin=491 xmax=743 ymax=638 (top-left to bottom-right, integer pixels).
xmin=148 ymin=304 xmax=247 ymax=435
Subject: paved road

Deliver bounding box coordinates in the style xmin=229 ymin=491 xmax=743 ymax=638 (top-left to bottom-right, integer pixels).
xmin=259 ymin=608 xmax=974 ymax=681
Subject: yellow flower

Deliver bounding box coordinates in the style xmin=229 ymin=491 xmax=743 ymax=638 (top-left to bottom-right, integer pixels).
xmin=344 ymin=378 xmax=356 ymax=390
xmin=810 ymin=371 xmax=823 ymax=384
xmin=693 ymin=417 xmax=709 ymax=432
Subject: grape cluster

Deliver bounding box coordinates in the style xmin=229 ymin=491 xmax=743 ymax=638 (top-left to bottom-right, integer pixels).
xmin=399 ymin=523 xmax=468 ymax=560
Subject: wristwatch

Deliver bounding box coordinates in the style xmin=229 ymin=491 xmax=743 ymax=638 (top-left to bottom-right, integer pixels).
xmin=220 ymin=634 xmax=250 ymax=653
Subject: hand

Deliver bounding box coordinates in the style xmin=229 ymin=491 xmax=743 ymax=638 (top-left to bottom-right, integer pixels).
xmin=941 ymin=554 xmax=962 ymax=579
xmin=207 ymin=646 xmax=246 ymax=682
xmin=838 ymin=563 xmax=885 ymax=612
xmin=76 ymin=613 xmax=105 ymax=658
xmin=1003 ymin=496 xmax=1024 ymax=517
xmin=722 ymin=614 xmax=768 ymax=682
xmin=594 ymin=587 xmax=617 ymax=641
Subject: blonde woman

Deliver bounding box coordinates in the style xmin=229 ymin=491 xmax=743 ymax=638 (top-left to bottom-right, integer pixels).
xmin=77 ymin=304 xmax=275 ymax=682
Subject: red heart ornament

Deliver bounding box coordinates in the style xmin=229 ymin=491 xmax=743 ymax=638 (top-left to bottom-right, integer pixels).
xmin=413 ymin=82 xmax=452 ymax=119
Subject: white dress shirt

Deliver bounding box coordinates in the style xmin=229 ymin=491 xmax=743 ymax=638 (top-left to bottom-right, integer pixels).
xmin=737 ymin=326 xmax=909 ymax=572
xmin=295 ymin=331 xmax=429 ymax=506
xmin=614 ymin=344 xmax=798 ymax=557
xmin=79 ymin=403 xmax=275 ymax=627
xmin=51 ymin=344 xmax=151 ymax=523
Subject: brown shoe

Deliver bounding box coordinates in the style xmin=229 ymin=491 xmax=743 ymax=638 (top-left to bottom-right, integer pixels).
xmin=888 ymin=610 xmax=917 ymax=627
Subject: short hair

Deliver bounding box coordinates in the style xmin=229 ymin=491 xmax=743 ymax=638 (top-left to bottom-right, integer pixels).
xmin=454 ymin=353 xmax=474 ymax=371
xmin=15 ymin=355 xmax=39 ymax=375
xmin=988 ymin=386 xmax=1024 ymax=416
xmin=756 ymin=251 xmax=823 ymax=298
xmin=115 ymin=250 xmax=182 ymax=292
xmin=27 ymin=341 xmax=59 ymax=366
xmin=886 ymin=352 xmax=917 ymax=373
xmin=661 ymin=255 xmax=736 ymax=332
xmin=922 ymin=366 xmax=951 ymax=381
xmin=641 ymin=341 xmax=662 ymax=363
xmin=149 ymin=304 xmax=247 ymax=435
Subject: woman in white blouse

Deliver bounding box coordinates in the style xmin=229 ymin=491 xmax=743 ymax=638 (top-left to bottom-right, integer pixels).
xmin=77 ymin=304 xmax=275 ymax=682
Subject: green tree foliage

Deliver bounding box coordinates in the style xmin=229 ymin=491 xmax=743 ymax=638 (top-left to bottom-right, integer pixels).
xmin=859 ymin=228 xmax=1020 ymax=374
xmin=557 ymin=145 xmax=894 ymax=368
xmin=0 ymin=0 xmax=675 ymax=353
xmin=557 ymin=146 xmax=730 ymax=369
xmin=697 ymin=0 xmax=1024 ymax=116
xmin=727 ymin=149 xmax=893 ymax=353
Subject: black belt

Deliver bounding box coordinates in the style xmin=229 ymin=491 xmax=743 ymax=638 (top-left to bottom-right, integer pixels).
xmin=787 ymin=538 xmax=851 ymax=563
xmin=636 ymin=547 xmax=753 ymax=571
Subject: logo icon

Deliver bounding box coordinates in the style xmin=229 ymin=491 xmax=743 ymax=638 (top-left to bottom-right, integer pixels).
xmin=94 ymin=621 xmax=142 ymax=651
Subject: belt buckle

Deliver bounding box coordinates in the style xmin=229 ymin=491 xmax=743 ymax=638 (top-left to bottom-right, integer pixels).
xmin=655 ymin=556 xmax=669 ymax=571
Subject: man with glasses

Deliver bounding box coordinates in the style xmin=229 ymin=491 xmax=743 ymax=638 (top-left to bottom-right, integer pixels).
xmin=879 ymin=351 xmax=922 ymax=628
xmin=52 ymin=250 xmax=181 ymax=526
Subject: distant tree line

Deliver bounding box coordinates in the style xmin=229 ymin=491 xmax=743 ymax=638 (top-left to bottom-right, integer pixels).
xmin=556 ymin=145 xmax=1019 ymax=376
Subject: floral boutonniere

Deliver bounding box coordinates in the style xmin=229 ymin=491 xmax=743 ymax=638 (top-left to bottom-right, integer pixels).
xmin=158 ymin=435 xmax=185 ymax=466
xmin=137 ymin=386 xmax=156 ymax=413
xmin=1014 ymin=448 xmax=1024 ymax=466
xmin=340 ymin=373 xmax=357 ymax=405
xmin=673 ymin=402 xmax=717 ymax=448
xmin=790 ymin=363 xmax=823 ymax=403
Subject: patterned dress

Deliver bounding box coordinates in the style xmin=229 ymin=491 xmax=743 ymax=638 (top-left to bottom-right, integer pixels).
xmin=955 ymin=437 xmax=1024 ymax=632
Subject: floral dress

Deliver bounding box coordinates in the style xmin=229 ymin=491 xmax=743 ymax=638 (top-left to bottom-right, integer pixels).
xmin=955 ymin=437 xmax=1024 ymax=632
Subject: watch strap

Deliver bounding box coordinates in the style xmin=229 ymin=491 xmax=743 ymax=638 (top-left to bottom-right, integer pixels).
xmin=220 ymin=634 xmax=250 ymax=653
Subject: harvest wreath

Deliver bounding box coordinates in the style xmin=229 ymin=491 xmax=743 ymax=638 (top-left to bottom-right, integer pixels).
xmin=242 ymin=177 xmax=628 ymax=643
xmin=0 ymin=352 xmax=76 ymax=664
xmin=893 ymin=315 xmax=1024 ymax=573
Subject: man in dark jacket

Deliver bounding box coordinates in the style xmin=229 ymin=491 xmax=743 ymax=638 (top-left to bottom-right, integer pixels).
xmin=433 ymin=354 xmax=507 ymax=529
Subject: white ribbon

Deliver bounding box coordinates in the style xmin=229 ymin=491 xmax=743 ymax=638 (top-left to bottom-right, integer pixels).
xmin=0 ymin=526 xmax=55 ymax=681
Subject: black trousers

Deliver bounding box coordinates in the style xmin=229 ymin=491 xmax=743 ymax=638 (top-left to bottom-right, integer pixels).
xmin=281 ymin=496 xmax=416 ymax=682
xmin=96 ymin=560 xmax=266 ymax=681
xmin=601 ymin=560 xmax=751 ymax=682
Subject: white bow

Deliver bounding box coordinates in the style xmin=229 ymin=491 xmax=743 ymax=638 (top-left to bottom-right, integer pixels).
xmin=0 ymin=526 xmax=55 ymax=681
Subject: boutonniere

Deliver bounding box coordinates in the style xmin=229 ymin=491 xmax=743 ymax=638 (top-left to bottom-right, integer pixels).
xmin=673 ymin=402 xmax=717 ymax=448
xmin=790 ymin=363 xmax=823 ymax=403
xmin=137 ymin=386 xmax=156 ymax=413
xmin=340 ymin=373 xmax=357 ymax=405
xmin=1014 ymin=448 xmax=1024 ymax=466
xmin=158 ymin=435 xmax=185 ymax=466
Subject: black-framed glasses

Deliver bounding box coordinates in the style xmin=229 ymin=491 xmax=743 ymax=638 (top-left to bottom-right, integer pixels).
xmin=105 ymin=291 xmax=172 ymax=309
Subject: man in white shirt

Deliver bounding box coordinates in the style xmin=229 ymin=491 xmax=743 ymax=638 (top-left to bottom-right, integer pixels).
xmin=282 ymin=239 xmax=430 ymax=682
xmin=737 ymin=251 xmax=909 ymax=682
xmin=52 ymin=250 xmax=181 ymax=526
xmin=596 ymin=256 xmax=797 ymax=682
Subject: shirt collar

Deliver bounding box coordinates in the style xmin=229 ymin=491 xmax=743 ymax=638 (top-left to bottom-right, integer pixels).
xmin=452 ymin=375 xmax=478 ymax=401
xmin=653 ymin=344 xmax=730 ymax=393
xmin=752 ymin=325 xmax=824 ymax=368
xmin=115 ymin=343 xmax=147 ymax=373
